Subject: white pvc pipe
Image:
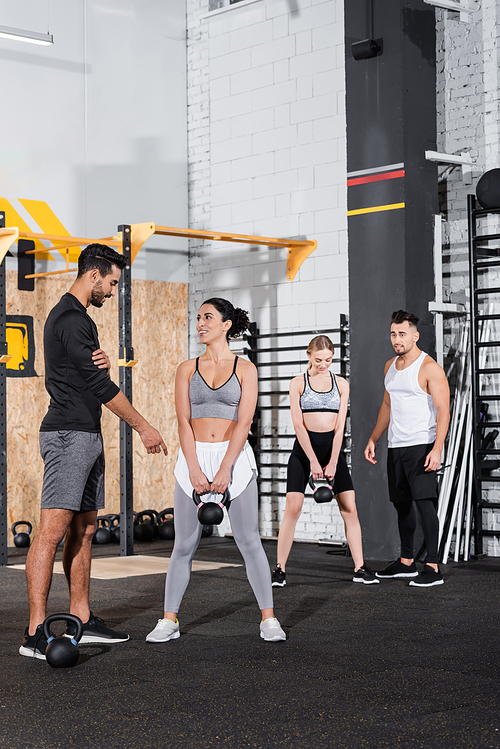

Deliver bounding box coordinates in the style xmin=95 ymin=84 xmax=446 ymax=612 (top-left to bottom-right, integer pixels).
xmin=443 ymin=397 xmax=472 ymax=563
xmin=463 ymin=443 xmax=474 ymax=561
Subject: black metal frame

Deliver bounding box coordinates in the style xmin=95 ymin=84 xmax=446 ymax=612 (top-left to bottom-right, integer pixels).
xmin=118 ymin=225 xmax=135 ymax=556
xmin=468 ymin=193 xmax=500 ymax=556
xmin=0 ymin=220 xmax=137 ymax=564
xmin=0 ymin=211 xmax=6 ymax=565
xmin=244 ymin=316 xmax=349 ymax=501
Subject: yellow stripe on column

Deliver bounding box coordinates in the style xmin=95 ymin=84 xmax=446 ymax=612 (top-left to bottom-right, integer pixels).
xmin=19 ymin=199 xmax=81 ymax=262
xmin=347 ymin=202 xmax=405 ymax=216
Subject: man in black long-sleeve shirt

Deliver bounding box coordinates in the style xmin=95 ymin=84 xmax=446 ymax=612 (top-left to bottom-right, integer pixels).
xmin=20 ymin=244 xmax=168 ymax=660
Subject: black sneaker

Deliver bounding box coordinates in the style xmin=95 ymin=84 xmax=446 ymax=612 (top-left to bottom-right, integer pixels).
xmin=271 ymin=565 xmax=286 ymax=587
xmin=66 ymin=612 xmax=129 ymax=643
xmin=19 ymin=624 xmax=47 ymax=660
xmin=409 ymin=565 xmax=444 ymax=587
xmin=375 ymin=558 xmax=419 ymax=579
xmin=353 ymin=565 xmax=380 ymax=584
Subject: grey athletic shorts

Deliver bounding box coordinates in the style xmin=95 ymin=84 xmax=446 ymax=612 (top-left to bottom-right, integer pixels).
xmin=39 ymin=430 xmax=105 ymax=512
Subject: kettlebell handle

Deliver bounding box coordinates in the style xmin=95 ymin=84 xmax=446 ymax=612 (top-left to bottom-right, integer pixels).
xmin=156 ymin=508 xmax=174 ymax=525
xmin=11 ymin=520 xmax=32 ymax=536
xmin=43 ymin=614 xmax=84 ymax=646
xmin=308 ymin=476 xmax=333 ymax=492
xmin=135 ymin=510 xmax=158 ymax=524
xmin=192 ymin=486 xmax=231 ymax=509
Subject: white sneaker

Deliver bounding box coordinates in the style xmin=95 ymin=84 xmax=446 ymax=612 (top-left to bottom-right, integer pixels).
xmin=146 ymin=618 xmax=180 ymax=643
xmin=260 ymin=617 xmax=286 ymax=642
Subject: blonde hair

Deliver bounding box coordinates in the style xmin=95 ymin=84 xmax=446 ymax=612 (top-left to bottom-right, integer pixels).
xmin=306 ymin=335 xmax=335 ymax=371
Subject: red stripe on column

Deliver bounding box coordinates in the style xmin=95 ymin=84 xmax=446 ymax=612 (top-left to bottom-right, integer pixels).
xmin=347 ymin=169 xmax=405 ymax=187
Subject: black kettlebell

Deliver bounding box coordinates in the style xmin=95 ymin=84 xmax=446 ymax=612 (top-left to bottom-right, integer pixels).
xmin=156 ymin=508 xmax=175 ymax=541
xmin=134 ymin=510 xmax=157 ymax=542
xmin=201 ymin=524 xmax=213 ymax=538
xmin=107 ymin=514 xmax=121 ymax=544
xmin=192 ymin=488 xmax=231 ymax=526
xmin=43 ymin=614 xmax=83 ymax=669
xmin=93 ymin=516 xmax=111 ymax=545
xmin=308 ymin=475 xmax=334 ymax=503
xmin=11 ymin=521 xmax=32 ymax=548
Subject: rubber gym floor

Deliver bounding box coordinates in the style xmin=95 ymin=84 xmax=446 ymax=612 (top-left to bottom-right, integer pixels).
xmin=1 ymin=537 xmax=499 ymax=749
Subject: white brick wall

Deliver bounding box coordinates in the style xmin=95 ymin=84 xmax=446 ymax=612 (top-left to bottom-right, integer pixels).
xmin=436 ymin=0 xmax=500 ymax=555
xmin=186 ymin=0 xmax=348 ymax=543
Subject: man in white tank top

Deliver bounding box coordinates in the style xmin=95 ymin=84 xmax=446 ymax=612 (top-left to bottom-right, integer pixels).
xmin=364 ymin=310 xmax=450 ymax=587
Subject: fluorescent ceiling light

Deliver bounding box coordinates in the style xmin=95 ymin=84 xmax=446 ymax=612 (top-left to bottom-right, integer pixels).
xmin=0 ymin=24 xmax=53 ymax=46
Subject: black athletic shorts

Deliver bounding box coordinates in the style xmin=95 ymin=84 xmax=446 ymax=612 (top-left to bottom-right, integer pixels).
xmin=286 ymin=430 xmax=354 ymax=495
xmin=387 ymin=443 xmax=438 ymax=504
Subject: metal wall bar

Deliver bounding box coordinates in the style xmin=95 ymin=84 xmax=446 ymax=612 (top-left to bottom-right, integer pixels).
xmin=118 ymin=225 xmax=135 ymax=556
xmin=245 ymin=320 xmax=350 ymax=506
xmin=468 ymin=192 xmax=500 ymax=556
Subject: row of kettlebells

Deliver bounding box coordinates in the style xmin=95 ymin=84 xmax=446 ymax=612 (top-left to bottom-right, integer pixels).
xmin=92 ymin=509 xmax=213 ymax=545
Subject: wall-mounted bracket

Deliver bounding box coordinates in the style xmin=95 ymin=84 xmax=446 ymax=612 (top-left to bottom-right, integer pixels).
xmin=0 ymin=227 xmax=19 ymax=266
xmin=423 ymin=0 xmax=472 ymax=23
xmin=425 ymin=150 xmax=475 ymax=184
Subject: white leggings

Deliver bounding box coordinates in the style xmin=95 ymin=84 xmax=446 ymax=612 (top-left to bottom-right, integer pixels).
xmin=164 ymin=477 xmax=274 ymax=612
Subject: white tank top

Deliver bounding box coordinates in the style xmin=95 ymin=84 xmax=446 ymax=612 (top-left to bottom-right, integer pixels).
xmin=384 ymin=351 xmax=437 ymax=448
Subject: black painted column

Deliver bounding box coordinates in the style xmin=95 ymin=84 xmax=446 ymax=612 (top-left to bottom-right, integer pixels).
xmin=346 ymin=0 xmax=438 ymax=559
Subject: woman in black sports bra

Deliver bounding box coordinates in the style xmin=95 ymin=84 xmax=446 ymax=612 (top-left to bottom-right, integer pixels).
xmin=271 ymin=335 xmax=378 ymax=587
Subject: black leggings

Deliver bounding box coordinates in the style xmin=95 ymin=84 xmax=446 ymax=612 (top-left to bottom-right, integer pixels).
xmin=395 ymin=499 xmax=439 ymax=564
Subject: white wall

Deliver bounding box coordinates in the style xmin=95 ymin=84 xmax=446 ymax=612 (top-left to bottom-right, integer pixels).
xmin=0 ymin=0 xmax=189 ymax=282
xmin=186 ymin=0 xmax=348 ymax=542
xmin=436 ymin=0 xmax=500 ymax=555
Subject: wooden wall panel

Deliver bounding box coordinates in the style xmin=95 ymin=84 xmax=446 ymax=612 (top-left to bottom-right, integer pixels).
xmin=5 ymin=271 xmax=187 ymax=544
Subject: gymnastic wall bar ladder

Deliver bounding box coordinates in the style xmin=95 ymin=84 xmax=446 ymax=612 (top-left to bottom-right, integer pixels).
xmin=154 ymin=225 xmax=317 ymax=281
xmin=243 ymin=316 xmax=350 ymax=507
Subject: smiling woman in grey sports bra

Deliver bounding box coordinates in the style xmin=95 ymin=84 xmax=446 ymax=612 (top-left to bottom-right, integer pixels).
xmin=271 ymin=335 xmax=378 ymax=587
xmin=146 ymin=297 xmax=286 ymax=644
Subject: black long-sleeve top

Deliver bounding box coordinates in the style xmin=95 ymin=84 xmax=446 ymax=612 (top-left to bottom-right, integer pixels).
xmin=40 ymin=293 xmax=120 ymax=432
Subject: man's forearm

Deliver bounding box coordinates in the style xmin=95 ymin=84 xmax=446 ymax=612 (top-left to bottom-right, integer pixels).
xmin=433 ymin=409 xmax=450 ymax=452
xmin=104 ymin=390 xmax=149 ymax=432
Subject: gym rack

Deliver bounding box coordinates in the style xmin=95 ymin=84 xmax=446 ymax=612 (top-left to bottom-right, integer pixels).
xmin=236 ymin=317 xmax=349 ymax=510
xmin=468 ymin=193 xmax=500 ymax=556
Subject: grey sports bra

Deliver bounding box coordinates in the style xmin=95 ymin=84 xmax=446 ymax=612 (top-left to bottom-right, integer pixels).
xmin=189 ymin=357 xmax=241 ymax=421
xmin=300 ymin=371 xmax=340 ymax=413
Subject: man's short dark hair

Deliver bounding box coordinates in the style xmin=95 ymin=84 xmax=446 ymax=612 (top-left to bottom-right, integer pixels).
xmin=391 ymin=310 xmax=419 ymax=328
xmin=77 ymin=243 xmax=127 ymax=278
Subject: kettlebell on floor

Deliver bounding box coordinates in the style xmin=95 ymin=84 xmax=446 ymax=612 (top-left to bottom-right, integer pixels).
xmin=11 ymin=521 xmax=32 ymax=548
xmin=44 ymin=614 xmax=83 ymax=669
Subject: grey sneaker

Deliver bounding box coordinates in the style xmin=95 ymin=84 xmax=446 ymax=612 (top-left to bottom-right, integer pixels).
xmin=146 ymin=618 xmax=180 ymax=643
xmin=260 ymin=617 xmax=286 ymax=642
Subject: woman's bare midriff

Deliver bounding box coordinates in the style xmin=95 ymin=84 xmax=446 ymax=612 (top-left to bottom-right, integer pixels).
xmin=302 ymin=412 xmax=338 ymax=433
xmin=192 ymin=417 xmax=237 ymax=443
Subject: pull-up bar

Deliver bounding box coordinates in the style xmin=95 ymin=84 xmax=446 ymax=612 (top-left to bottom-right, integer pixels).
xmin=0 ymin=222 xmax=317 ymax=281
xmin=154 ymin=225 xmax=317 ymax=281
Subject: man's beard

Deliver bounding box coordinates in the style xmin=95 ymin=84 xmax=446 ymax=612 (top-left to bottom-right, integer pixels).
xmin=90 ymin=281 xmax=106 ymax=308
